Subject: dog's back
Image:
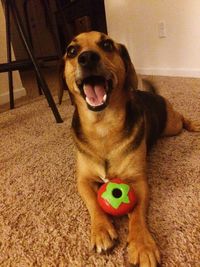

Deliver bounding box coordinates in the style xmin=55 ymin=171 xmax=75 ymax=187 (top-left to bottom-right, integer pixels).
xmin=135 ymin=90 xmax=167 ymax=149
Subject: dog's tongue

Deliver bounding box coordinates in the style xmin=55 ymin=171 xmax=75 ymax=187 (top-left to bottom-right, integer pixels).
xmin=83 ymin=84 xmax=106 ymax=106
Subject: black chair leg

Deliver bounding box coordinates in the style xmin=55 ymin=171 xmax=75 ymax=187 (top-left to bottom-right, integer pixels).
xmin=36 ymin=75 xmax=43 ymax=96
xmin=23 ymin=0 xmax=43 ymax=96
xmin=5 ymin=0 xmax=14 ymax=109
xmin=9 ymin=0 xmax=63 ymax=123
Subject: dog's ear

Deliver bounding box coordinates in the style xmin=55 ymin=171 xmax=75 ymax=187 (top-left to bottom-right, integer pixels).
xmin=58 ymin=57 xmax=74 ymax=105
xmin=119 ymin=44 xmax=138 ymax=91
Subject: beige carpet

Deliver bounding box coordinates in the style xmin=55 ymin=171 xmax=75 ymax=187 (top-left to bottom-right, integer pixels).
xmin=0 ymin=83 xmax=200 ymax=267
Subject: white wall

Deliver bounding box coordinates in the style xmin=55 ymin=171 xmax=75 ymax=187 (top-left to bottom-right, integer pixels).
xmin=0 ymin=2 xmax=26 ymax=105
xmin=105 ymin=0 xmax=200 ymax=77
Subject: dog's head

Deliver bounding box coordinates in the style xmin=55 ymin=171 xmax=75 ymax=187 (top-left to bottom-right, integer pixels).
xmin=62 ymin=31 xmax=138 ymax=112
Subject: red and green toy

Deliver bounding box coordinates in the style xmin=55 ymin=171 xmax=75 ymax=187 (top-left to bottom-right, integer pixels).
xmin=97 ymin=178 xmax=137 ymax=216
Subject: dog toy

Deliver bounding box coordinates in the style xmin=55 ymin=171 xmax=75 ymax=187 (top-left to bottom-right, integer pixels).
xmin=97 ymin=178 xmax=137 ymax=216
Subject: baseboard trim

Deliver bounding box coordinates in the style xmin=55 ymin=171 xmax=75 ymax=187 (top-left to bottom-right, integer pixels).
xmin=136 ymin=68 xmax=200 ymax=78
xmin=0 ymin=87 xmax=26 ymax=105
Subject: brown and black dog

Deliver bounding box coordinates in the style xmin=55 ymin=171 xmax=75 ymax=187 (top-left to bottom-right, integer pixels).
xmin=61 ymin=31 xmax=200 ymax=267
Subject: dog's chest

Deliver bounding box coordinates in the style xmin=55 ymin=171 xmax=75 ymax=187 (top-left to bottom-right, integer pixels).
xmin=91 ymin=137 xmax=131 ymax=177
xmin=95 ymin=125 xmax=110 ymax=138
xmin=91 ymin=129 xmax=122 ymax=156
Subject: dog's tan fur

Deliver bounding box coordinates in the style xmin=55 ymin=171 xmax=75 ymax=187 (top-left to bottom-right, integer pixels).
xmin=62 ymin=31 xmax=200 ymax=267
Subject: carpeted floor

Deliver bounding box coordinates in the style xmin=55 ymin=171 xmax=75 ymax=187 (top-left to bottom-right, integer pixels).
xmin=0 ymin=83 xmax=200 ymax=267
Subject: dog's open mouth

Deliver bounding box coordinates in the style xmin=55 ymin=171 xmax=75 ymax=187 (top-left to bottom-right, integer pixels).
xmin=77 ymin=76 xmax=112 ymax=111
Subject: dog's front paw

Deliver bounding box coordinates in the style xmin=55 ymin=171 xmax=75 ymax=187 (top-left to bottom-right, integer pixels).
xmin=127 ymin=230 xmax=160 ymax=267
xmin=90 ymin=218 xmax=118 ymax=253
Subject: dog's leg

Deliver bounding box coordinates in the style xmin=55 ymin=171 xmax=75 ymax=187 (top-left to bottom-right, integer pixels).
xmin=127 ymin=176 xmax=161 ymax=267
xmin=76 ymin=152 xmax=118 ymax=252
xmin=182 ymin=117 xmax=200 ymax=132
xmin=163 ymin=100 xmax=200 ymax=136
xmin=77 ymin=177 xmax=118 ymax=253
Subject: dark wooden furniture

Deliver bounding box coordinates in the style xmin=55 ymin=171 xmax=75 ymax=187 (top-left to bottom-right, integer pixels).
xmin=55 ymin=0 xmax=107 ymax=52
xmin=0 ymin=0 xmax=63 ymax=123
xmin=0 ymin=0 xmax=107 ymax=122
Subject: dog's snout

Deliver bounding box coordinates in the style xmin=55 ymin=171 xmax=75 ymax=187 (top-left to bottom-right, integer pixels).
xmin=78 ymin=51 xmax=100 ymax=68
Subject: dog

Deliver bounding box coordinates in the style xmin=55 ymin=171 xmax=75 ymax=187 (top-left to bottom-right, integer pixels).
xmin=61 ymin=31 xmax=200 ymax=267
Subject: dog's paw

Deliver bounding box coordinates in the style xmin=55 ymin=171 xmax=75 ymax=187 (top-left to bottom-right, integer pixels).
xmin=183 ymin=118 xmax=200 ymax=132
xmin=90 ymin=218 xmax=118 ymax=253
xmin=127 ymin=230 xmax=160 ymax=267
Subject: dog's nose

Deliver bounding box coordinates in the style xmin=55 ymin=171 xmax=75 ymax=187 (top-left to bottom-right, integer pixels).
xmin=78 ymin=51 xmax=100 ymax=68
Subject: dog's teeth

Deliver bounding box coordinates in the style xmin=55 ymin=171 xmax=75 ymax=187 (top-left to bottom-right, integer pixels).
xmin=86 ymin=97 xmax=94 ymax=106
xmin=86 ymin=97 xmax=90 ymax=105
xmin=86 ymin=95 xmax=107 ymax=107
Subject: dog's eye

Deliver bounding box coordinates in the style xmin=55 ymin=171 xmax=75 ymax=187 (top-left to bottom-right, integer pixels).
xmin=66 ymin=45 xmax=78 ymax=58
xmin=101 ymin=39 xmax=114 ymax=52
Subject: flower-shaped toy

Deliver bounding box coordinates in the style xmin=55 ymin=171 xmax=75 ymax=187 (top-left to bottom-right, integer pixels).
xmin=97 ymin=178 xmax=137 ymax=216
